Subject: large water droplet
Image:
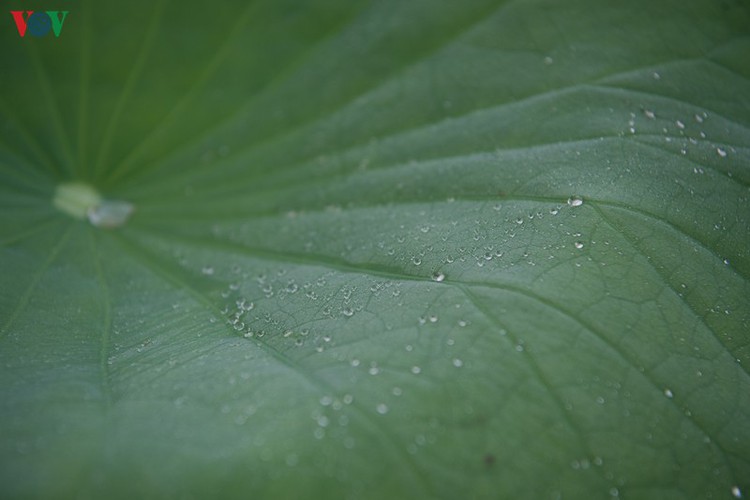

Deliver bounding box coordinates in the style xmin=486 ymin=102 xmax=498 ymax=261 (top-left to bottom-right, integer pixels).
xmin=567 ymin=196 xmax=584 ymax=207
xmin=87 ymin=200 xmax=134 ymax=228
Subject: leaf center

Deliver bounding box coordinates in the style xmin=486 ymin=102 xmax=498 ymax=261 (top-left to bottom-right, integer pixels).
xmin=53 ymin=182 xmax=134 ymax=228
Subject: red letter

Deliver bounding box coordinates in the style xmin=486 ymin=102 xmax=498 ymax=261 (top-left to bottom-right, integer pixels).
xmin=10 ymin=11 xmax=34 ymax=37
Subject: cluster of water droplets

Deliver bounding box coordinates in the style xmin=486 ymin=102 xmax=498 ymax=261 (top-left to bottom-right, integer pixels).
xmin=620 ymin=74 xmax=736 ymax=173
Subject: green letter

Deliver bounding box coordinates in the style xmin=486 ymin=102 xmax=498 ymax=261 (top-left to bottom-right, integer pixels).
xmin=46 ymin=11 xmax=69 ymax=37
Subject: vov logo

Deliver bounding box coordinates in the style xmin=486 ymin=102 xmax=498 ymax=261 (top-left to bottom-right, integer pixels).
xmin=10 ymin=10 xmax=69 ymax=37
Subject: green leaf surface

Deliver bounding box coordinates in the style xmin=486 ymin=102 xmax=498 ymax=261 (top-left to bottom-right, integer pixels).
xmin=1 ymin=0 xmax=749 ymax=498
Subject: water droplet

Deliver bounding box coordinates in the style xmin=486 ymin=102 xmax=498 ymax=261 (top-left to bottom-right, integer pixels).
xmin=342 ymin=308 xmax=354 ymax=317
xmin=452 ymin=358 xmax=463 ymax=368
xmin=574 ymin=241 xmax=584 ymax=249
xmin=320 ymin=396 xmax=333 ymax=406
xmin=596 ymin=396 xmax=605 ymax=404
xmin=376 ymin=403 xmax=389 ymax=415
xmin=717 ymin=147 xmax=727 ymax=158
xmin=664 ymin=388 xmax=673 ymax=398
xmin=567 ymin=196 xmax=584 ymax=207
xmin=411 ymin=256 xmax=422 ymax=266
xmin=432 ymin=272 xmax=445 ymax=282
xmin=201 ymin=266 xmax=215 ymax=276
xmin=652 ymin=71 xmax=661 ymax=80
xmin=731 ymin=486 xmax=742 ymax=498
xmin=392 ymin=387 xmax=403 ymax=396
xmin=544 ymin=56 xmax=553 ymax=65
xmin=675 ymin=120 xmax=685 ymax=130
xmin=644 ymin=109 xmax=656 ymax=119
xmin=610 ymin=487 xmax=619 ymax=497
xmin=343 ymin=394 xmax=354 ymax=404
xmin=428 ymin=315 xmax=438 ymax=323
xmin=549 ymin=207 xmax=559 ymax=215
xmin=411 ymin=366 xmax=421 ymax=375
xmin=87 ymin=199 xmax=135 ymax=228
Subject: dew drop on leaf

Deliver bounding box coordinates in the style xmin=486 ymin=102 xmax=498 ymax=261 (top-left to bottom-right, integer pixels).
xmin=87 ymin=200 xmax=135 ymax=228
xmin=567 ymin=196 xmax=584 ymax=207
